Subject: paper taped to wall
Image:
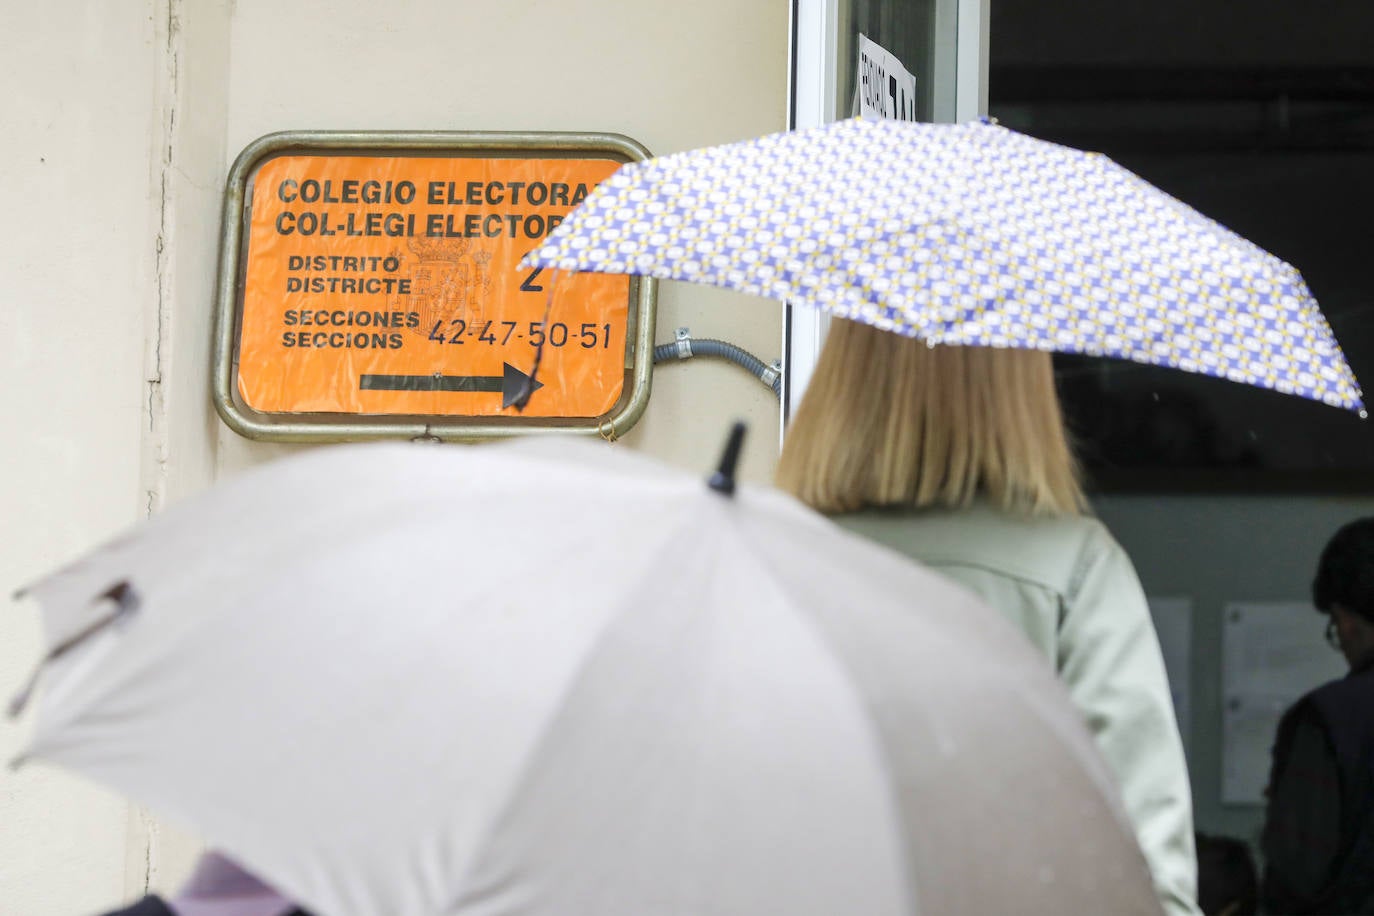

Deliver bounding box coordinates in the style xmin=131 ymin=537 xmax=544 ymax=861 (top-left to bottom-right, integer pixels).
xmin=1220 ymin=601 xmax=1347 ymax=804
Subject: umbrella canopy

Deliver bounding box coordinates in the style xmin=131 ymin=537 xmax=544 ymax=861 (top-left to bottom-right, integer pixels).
xmin=13 ymin=436 xmax=1160 ymax=916
xmin=522 ymin=117 xmax=1363 ymax=412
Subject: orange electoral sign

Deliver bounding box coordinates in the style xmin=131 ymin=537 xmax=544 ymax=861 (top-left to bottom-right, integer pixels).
xmin=237 ymin=154 xmax=631 ymax=418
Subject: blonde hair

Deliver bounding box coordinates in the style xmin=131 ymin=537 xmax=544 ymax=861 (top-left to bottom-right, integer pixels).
xmin=776 ymin=319 xmax=1086 ymax=517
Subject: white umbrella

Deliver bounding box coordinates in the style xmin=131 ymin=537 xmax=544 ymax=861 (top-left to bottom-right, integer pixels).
xmin=10 ymin=431 xmax=1160 ymax=915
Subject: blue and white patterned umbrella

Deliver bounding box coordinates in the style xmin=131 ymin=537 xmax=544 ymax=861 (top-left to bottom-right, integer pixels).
xmin=522 ymin=117 xmax=1363 ymax=412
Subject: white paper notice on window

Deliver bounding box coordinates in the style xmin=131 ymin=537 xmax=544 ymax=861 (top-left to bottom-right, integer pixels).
xmin=1220 ymin=601 xmax=1347 ymax=805
xmin=855 ymin=34 xmax=917 ymax=122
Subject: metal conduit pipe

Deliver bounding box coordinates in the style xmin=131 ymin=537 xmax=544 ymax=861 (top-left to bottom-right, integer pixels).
xmin=652 ymin=327 xmax=782 ymax=398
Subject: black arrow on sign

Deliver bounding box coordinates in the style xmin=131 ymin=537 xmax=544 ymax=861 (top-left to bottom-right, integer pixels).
xmin=360 ymin=362 xmax=544 ymax=409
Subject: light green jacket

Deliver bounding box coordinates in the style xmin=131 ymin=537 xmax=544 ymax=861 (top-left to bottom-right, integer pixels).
xmin=837 ymin=503 xmax=1200 ymax=916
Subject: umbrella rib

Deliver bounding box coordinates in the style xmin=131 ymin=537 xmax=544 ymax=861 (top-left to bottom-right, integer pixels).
xmin=718 ymin=526 xmax=926 ymax=916
xmin=8 ymin=582 xmax=138 ymax=723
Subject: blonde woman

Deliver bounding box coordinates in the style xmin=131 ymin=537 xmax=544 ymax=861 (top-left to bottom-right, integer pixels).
xmin=777 ymin=318 xmax=1200 ymax=916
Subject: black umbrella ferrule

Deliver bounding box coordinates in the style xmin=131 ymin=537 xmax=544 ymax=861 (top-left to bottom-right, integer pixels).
xmin=707 ymin=421 xmax=748 ymax=497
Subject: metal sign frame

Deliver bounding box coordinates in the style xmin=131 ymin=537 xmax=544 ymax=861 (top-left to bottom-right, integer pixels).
xmin=212 ymin=129 xmax=657 ymax=442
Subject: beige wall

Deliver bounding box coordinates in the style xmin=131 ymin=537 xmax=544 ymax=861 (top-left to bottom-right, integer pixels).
xmin=0 ymin=1 xmax=789 ymax=911
xmin=0 ymin=3 xmax=159 ymax=913
xmin=217 ymin=0 xmax=789 ymax=481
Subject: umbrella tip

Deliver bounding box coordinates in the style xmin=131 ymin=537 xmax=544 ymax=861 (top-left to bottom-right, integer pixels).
xmin=707 ymin=421 xmax=748 ymax=497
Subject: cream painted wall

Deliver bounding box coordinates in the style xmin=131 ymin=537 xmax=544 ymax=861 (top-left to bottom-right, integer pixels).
xmin=217 ymin=0 xmax=789 ymax=481
xmin=2 ymin=1 xmax=789 ymax=912
xmin=0 ymin=3 xmax=159 ymax=914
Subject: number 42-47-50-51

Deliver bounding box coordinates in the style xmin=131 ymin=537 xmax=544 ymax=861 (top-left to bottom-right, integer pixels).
xmin=428 ymin=319 xmax=612 ymax=348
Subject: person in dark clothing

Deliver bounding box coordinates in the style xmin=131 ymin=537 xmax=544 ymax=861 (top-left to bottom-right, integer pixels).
xmin=1261 ymin=517 xmax=1374 ymax=915
xmin=1195 ymin=832 xmax=1257 ymax=915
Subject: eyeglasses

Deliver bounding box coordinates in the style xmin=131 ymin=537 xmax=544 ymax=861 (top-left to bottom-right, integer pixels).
xmin=1326 ymin=617 xmax=1341 ymax=650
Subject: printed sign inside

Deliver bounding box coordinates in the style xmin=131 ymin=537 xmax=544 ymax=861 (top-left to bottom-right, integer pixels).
xmin=856 ymin=34 xmax=918 ymax=122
